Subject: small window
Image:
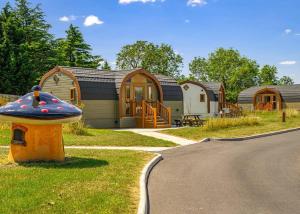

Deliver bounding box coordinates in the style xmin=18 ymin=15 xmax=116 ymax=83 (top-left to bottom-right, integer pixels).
xmin=53 ymin=75 xmax=60 ymax=85
xmin=200 ymin=94 xmax=205 ymax=102
xmin=11 ymin=126 xmax=27 ymax=146
xmin=183 ymin=85 xmax=189 ymax=91
xmin=148 ymin=86 xmax=153 ymax=100
xmin=125 ymin=85 xmax=130 ymax=100
xmin=70 ymin=88 xmax=76 ymax=101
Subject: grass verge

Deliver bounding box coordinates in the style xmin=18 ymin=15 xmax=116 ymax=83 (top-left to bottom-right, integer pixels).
xmin=0 ymin=125 xmax=176 ymax=147
xmin=162 ymin=111 xmax=300 ymax=141
xmin=0 ymin=148 xmax=154 ymax=214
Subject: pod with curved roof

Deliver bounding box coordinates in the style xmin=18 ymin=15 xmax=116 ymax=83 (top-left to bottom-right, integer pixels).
xmin=238 ymin=85 xmax=300 ymax=111
xmin=40 ymin=66 xmax=183 ymax=128
xmin=180 ymin=80 xmax=225 ymax=116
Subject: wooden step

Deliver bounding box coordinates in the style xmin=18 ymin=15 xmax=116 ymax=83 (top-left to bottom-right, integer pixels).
xmin=144 ymin=121 xmax=170 ymax=128
xmin=145 ymin=120 xmax=168 ymax=124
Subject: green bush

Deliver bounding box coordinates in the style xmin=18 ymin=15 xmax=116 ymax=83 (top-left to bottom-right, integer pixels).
xmin=63 ymin=120 xmax=90 ymax=136
xmin=284 ymin=109 xmax=299 ymax=118
xmin=0 ymin=122 xmax=10 ymax=131
xmin=62 ymin=103 xmax=90 ymax=136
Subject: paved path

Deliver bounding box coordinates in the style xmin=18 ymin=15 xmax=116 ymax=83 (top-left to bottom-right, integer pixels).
xmin=119 ymin=128 xmax=197 ymax=146
xmin=148 ymin=130 xmax=300 ymax=214
xmin=0 ymin=145 xmax=169 ymax=152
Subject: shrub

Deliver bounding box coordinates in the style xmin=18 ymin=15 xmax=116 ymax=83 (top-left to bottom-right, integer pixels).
xmin=0 ymin=122 xmax=10 ymax=131
xmin=203 ymin=116 xmax=260 ymax=131
xmin=62 ymin=103 xmax=90 ymax=136
xmin=284 ymin=109 xmax=299 ymax=118
xmin=63 ymin=120 xmax=90 ymax=136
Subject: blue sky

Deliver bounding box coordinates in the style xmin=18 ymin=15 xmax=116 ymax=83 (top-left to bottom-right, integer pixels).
xmin=1 ymin=0 xmax=300 ymax=82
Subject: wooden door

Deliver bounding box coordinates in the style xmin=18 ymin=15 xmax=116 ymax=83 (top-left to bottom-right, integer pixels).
xmin=134 ymin=86 xmax=144 ymax=116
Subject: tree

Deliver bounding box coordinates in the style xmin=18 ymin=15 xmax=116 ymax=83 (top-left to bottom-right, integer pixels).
xmin=54 ymin=24 xmax=103 ymax=68
xmin=0 ymin=0 xmax=55 ymax=95
xmin=0 ymin=3 xmax=16 ymax=94
xmin=227 ymin=57 xmax=260 ymax=101
xmin=116 ymin=41 xmax=183 ymax=78
xmin=279 ymin=76 xmax=294 ymax=85
xmin=189 ymin=48 xmax=259 ymax=102
xmin=101 ymin=61 xmax=112 ymax=70
xmin=259 ymin=65 xmax=278 ymax=85
xmin=189 ymin=57 xmax=208 ymax=81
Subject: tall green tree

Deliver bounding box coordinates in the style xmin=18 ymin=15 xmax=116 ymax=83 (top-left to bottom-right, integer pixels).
xmin=0 ymin=0 xmax=55 ymax=95
xmin=259 ymin=65 xmax=278 ymax=85
xmin=189 ymin=57 xmax=208 ymax=81
xmin=116 ymin=41 xmax=183 ymax=78
xmin=101 ymin=60 xmax=112 ymax=70
xmin=189 ymin=48 xmax=259 ymax=102
xmin=54 ymin=24 xmax=103 ymax=68
xmin=0 ymin=3 xmax=16 ymax=94
xmin=279 ymin=76 xmax=294 ymax=85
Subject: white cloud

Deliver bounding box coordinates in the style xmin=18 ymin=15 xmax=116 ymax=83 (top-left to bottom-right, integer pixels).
xmin=279 ymin=61 xmax=297 ymax=65
xmin=187 ymin=0 xmax=207 ymax=7
xmin=84 ymin=15 xmax=104 ymax=27
xmin=185 ymin=19 xmax=190 ymax=23
xmin=284 ymin=28 xmax=292 ymax=34
xmin=119 ymin=0 xmax=160 ymax=4
xmin=59 ymin=15 xmax=77 ymax=22
xmin=295 ymin=33 xmax=300 ymax=36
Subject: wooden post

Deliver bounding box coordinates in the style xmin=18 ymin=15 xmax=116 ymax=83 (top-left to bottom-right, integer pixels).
xmin=142 ymin=100 xmax=145 ymax=128
xmin=282 ymin=111 xmax=286 ymax=123
xmin=153 ymin=108 xmax=157 ymax=128
xmin=167 ymin=107 xmax=172 ymax=127
xmin=132 ymin=101 xmax=136 ymax=117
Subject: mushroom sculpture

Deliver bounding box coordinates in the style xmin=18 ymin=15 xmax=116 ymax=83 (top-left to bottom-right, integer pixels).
xmin=0 ymin=86 xmax=82 ymax=162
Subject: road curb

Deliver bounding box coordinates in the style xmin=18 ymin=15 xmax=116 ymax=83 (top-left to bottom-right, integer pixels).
xmin=205 ymin=127 xmax=300 ymax=142
xmin=138 ymin=153 xmax=163 ymax=214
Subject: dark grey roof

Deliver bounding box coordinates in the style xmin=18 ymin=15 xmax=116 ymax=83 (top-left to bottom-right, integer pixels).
xmin=180 ymin=81 xmax=223 ymax=102
xmin=202 ymin=82 xmax=222 ymax=95
xmin=202 ymin=82 xmax=223 ymax=101
xmin=238 ymin=85 xmax=300 ymax=103
xmin=60 ymin=66 xmax=181 ymax=101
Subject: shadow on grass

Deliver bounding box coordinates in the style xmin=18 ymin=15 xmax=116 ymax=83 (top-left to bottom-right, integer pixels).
xmin=18 ymin=157 xmax=109 ymax=169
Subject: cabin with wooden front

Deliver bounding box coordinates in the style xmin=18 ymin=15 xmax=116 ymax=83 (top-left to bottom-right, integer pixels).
xmin=238 ymin=85 xmax=300 ymax=111
xmin=39 ymin=66 xmax=183 ymax=128
xmin=180 ymin=80 xmax=226 ymax=116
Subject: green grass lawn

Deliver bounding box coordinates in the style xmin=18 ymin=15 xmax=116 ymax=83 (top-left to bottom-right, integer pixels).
xmin=0 ymin=125 xmax=176 ymax=147
xmin=0 ymin=148 xmax=154 ymax=214
xmin=63 ymin=129 xmax=176 ymax=147
xmin=162 ymin=111 xmax=300 ymax=141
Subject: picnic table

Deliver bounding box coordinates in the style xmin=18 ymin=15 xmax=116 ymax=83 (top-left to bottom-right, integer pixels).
xmin=175 ymin=114 xmax=205 ymax=127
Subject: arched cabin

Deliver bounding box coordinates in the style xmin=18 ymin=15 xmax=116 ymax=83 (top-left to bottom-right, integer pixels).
xmin=180 ymin=80 xmax=225 ymax=116
xmin=238 ymin=85 xmax=300 ymax=111
xmin=40 ymin=66 xmax=183 ymax=128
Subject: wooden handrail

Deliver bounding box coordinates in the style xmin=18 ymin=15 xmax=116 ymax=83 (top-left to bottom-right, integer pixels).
xmin=157 ymin=101 xmax=171 ymax=126
xmin=256 ymin=102 xmax=273 ymax=111
xmin=142 ymin=100 xmax=157 ymax=128
xmin=142 ymin=100 xmax=171 ymax=128
xmin=153 ymin=108 xmax=157 ymax=128
xmin=225 ymin=103 xmax=239 ymax=110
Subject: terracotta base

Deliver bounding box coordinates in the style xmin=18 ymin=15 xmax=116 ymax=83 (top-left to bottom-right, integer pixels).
xmin=8 ymin=123 xmax=65 ymax=162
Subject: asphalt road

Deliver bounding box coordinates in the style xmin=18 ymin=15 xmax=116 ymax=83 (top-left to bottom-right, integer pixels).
xmin=148 ymin=130 xmax=300 ymax=214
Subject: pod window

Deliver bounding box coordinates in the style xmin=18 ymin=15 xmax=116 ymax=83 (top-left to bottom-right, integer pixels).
xmin=12 ymin=126 xmax=27 ymax=145
xmin=200 ymin=94 xmax=205 ymax=102
xmin=70 ymin=88 xmax=76 ymax=101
